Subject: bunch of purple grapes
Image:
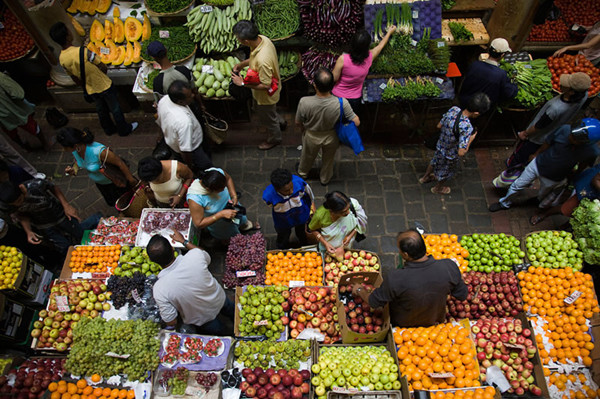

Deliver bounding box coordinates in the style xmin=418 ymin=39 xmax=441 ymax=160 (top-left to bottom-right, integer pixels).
xmin=195 ymin=372 xmax=218 ymax=392
xmin=223 ymin=233 xmax=266 ymax=287
xmin=142 ymin=211 xmax=190 ymax=233
xmin=158 ymin=369 xmax=175 ymax=391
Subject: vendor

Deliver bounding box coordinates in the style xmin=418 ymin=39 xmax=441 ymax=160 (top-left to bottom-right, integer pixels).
xmin=148 ymin=231 xmax=234 ymax=335
xmin=352 ymin=229 xmax=468 ymax=328
xmin=147 ymin=41 xmax=193 ymax=97
xmin=458 ymin=38 xmax=518 ymax=108
xmin=554 ymin=21 xmax=600 ymax=66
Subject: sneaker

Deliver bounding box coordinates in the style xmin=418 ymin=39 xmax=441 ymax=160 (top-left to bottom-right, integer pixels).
xmin=489 ymin=202 xmax=509 ymax=212
xmin=131 ymin=122 xmax=139 ymax=132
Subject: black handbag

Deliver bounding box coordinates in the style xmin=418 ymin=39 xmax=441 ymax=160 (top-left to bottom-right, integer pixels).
xmin=228 ymin=77 xmax=252 ymax=102
xmin=79 ymin=47 xmax=94 ymax=103
xmin=45 ymin=107 xmax=68 ymax=128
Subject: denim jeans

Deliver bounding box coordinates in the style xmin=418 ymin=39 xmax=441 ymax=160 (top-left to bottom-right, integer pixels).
xmin=275 ymin=224 xmax=308 ymax=249
xmin=92 ymin=85 xmax=131 ymax=136
xmin=499 ymin=160 xmax=562 ymax=208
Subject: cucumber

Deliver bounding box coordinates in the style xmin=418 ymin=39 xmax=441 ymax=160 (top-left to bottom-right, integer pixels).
xmin=213 ymin=68 xmax=224 ymax=82
xmin=206 ymin=88 xmax=216 ymax=97
xmin=204 ymin=75 xmax=215 ymax=88
xmin=197 ymin=72 xmax=208 ymax=87
xmin=216 ymin=88 xmax=225 ymax=97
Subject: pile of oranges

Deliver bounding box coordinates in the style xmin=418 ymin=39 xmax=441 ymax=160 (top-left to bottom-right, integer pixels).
xmin=265 ymin=251 xmax=323 ymax=286
xmin=68 ymin=245 xmax=121 ymax=274
xmin=431 ymin=387 xmax=497 ymax=399
xmin=48 ymin=378 xmax=135 ymax=399
xmin=518 ymin=266 xmax=599 ymax=366
xmin=393 ymin=323 xmax=480 ymax=390
xmin=546 ymin=370 xmax=600 ymax=399
xmin=424 ymin=234 xmax=469 ymax=273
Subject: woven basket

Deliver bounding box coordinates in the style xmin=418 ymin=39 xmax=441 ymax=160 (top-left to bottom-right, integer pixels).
xmin=144 ymin=0 xmax=194 ymax=17
xmin=203 ymin=111 xmax=228 ymax=144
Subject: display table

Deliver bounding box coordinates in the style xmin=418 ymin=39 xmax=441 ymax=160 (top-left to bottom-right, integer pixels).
xmin=442 ymin=17 xmax=489 ymax=45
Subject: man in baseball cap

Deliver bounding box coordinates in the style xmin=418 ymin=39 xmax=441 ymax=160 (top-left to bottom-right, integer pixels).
xmin=458 ymin=37 xmax=518 ymax=108
xmin=560 ymin=72 xmax=592 ymax=92
xmin=147 ymin=40 xmax=194 ymax=98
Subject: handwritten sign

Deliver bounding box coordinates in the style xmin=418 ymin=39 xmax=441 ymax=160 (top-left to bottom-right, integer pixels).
xmin=159 ymin=30 xmax=170 ymax=38
xmin=201 ymin=65 xmax=214 ymax=74
xmin=236 ymin=270 xmax=257 ymax=278
xmin=289 ymin=280 xmax=305 ymax=287
xmin=253 ymin=320 xmax=269 ymax=326
xmin=200 ymin=5 xmax=213 ymax=12
xmin=565 ymin=290 xmax=582 ymax=305
xmin=504 ymin=342 xmax=525 ymax=350
xmin=105 ymin=352 xmax=130 ymax=359
xmin=435 ymin=77 xmax=444 ymax=85
xmin=332 ymin=387 xmax=359 ymax=394
xmin=91 ymin=273 xmax=109 ymax=279
xmin=379 ymin=83 xmax=387 ymax=90
xmin=412 ymin=10 xmax=419 ymax=18
xmin=132 ymin=289 xmax=142 ymax=303
xmin=56 ymin=296 xmax=70 ymax=312
xmin=429 ymin=372 xmax=455 ymax=379
xmin=411 ymin=39 xmax=418 ymax=46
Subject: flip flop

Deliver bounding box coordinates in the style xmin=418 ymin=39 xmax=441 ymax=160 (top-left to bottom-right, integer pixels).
xmin=240 ymin=220 xmax=261 ymax=232
xmin=431 ymin=186 xmax=451 ymax=195
xmin=419 ymin=174 xmax=434 ymax=184
xmin=529 ymin=214 xmax=545 ymax=226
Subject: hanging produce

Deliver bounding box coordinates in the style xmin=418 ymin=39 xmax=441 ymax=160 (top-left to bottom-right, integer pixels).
xmin=301 ymin=49 xmax=338 ymax=84
xmin=141 ymin=25 xmax=195 ymax=63
xmin=252 ymin=0 xmax=300 ymax=40
xmin=371 ymin=33 xmax=436 ymax=76
xmin=381 ymin=77 xmax=441 ymax=101
xmin=499 ymin=59 xmax=553 ymax=109
xmin=185 ymin=0 xmax=252 ymax=54
xmin=448 ymin=21 xmax=474 ymax=42
xmin=298 ymin=0 xmax=365 ymax=47
xmin=571 ymin=198 xmax=600 ymax=265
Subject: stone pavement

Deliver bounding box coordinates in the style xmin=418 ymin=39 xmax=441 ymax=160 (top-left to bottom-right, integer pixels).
xmin=16 ymin=108 xmax=567 ymax=280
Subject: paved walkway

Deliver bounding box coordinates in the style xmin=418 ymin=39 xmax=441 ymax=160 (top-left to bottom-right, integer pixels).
xmin=16 ymin=108 xmax=568 ymax=280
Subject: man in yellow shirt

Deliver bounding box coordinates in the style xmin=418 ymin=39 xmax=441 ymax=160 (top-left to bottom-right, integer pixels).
xmin=231 ymin=20 xmax=286 ymax=150
xmin=49 ymin=22 xmax=137 ymax=137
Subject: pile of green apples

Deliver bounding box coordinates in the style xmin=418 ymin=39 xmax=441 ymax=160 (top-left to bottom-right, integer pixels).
xmin=115 ymin=246 xmax=170 ymax=277
xmin=525 ymin=231 xmax=583 ymax=270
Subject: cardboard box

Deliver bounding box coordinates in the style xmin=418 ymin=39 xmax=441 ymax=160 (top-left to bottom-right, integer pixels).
xmin=234 ymin=286 xmax=287 ymax=341
xmin=0 ymin=294 xmax=37 ymax=343
xmin=0 ymin=252 xmax=45 ymax=300
xmin=59 ymin=246 xmax=116 ymax=280
xmin=336 ymin=272 xmax=389 ymax=344
xmin=312 ymin=331 xmax=409 ymax=399
xmin=516 ymin=314 xmax=550 ymax=398
xmin=26 ymin=270 xmax=54 ymax=306
xmin=424 ymin=387 xmax=501 ymax=399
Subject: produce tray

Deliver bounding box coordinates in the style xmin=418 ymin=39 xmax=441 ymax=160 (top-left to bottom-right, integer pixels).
xmin=442 ymin=18 xmax=489 ymax=46
xmin=281 ymin=51 xmax=303 ymax=83
xmin=84 ymin=217 xmax=139 ymax=246
xmin=322 ymin=249 xmax=381 ymax=287
xmin=230 ymin=337 xmax=316 ymax=370
xmin=157 ymin=331 xmax=233 ymax=371
xmin=426 ymin=387 xmax=501 ymax=399
xmin=144 ymin=0 xmax=195 ymax=16
xmin=521 ymin=230 xmax=583 ymax=270
xmin=59 ymin=245 xmax=118 ymax=280
xmin=517 ymin=314 xmax=551 ymax=397
xmin=153 ymin=368 xmax=221 ymax=399
xmin=234 ymin=285 xmax=287 ymax=341
xmin=460 ymin=233 xmax=524 ymax=272
xmin=141 ymin=44 xmax=197 ymax=65
xmin=136 ymin=208 xmax=193 ymax=249
xmin=314 ymin=331 xmax=410 ymax=399
xmin=363 ymin=76 xmax=454 ymax=103
xmin=0 ymin=294 xmax=36 ymax=344
xmin=264 ymin=250 xmax=324 ymax=287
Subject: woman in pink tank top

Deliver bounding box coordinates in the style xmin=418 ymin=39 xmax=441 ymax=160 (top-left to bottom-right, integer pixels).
xmin=332 ymin=26 xmax=396 ymax=112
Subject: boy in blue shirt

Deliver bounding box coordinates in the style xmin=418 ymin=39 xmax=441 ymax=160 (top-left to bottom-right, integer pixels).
xmin=263 ymin=168 xmax=314 ymax=249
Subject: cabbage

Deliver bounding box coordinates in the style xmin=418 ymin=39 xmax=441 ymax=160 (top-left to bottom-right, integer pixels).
xmin=571 ymin=198 xmax=600 ymax=265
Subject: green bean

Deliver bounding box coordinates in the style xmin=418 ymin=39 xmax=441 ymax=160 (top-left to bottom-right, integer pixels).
xmin=253 ymin=0 xmax=300 ymax=39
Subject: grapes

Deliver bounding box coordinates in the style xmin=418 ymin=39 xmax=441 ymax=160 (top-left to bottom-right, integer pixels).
xmin=237 ymin=285 xmax=287 ymax=338
xmin=233 ymin=340 xmax=310 ymax=370
xmin=107 ymin=272 xmax=146 ymax=309
xmin=65 ymin=318 xmax=160 ymax=381
xmin=195 ymin=372 xmax=218 ymax=392
xmin=223 ymin=233 xmax=266 ymax=287
xmin=170 ymin=367 xmax=189 ymax=395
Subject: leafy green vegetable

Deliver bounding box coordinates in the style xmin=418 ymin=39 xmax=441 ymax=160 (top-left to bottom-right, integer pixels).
xmin=428 ymin=38 xmax=451 ymax=73
xmin=371 ymin=33 xmax=435 ymax=76
xmin=381 ymin=77 xmax=442 ymax=101
xmin=141 ymin=25 xmax=195 ymax=63
xmin=571 ymin=198 xmax=600 ymax=265
xmin=145 ymin=69 xmax=161 ymax=90
xmin=253 ymin=0 xmax=300 ymax=40
xmin=145 ymin=0 xmax=191 ymax=14
xmin=499 ymin=58 xmax=553 ymax=109
xmin=441 ymin=0 xmax=455 ymax=10
xmin=448 ymin=22 xmax=473 ymax=42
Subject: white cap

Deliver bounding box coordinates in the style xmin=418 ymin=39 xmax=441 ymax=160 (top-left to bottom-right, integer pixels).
xmin=490 ymin=38 xmax=511 ymax=53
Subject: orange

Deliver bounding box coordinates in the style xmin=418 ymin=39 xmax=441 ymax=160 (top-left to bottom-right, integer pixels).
xmin=58 ymin=385 xmax=68 ymax=394
xmin=67 ymin=384 xmax=78 ymax=395
xmin=127 ymin=391 xmax=135 ymax=399
xmin=93 ymin=388 xmax=103 ymax=397
xmin=118 ymin=390 xmax=128 ymax=399
xmin=83 ymin=387 xmax=93 ymax=396
xmin=110 ymin=389 xmax=120 ymax=398
xmin=77 ymin=380 xmax=87 ymax=389
xmin=102 ymin=388 xmax=111 ymax=397
xmin=49 ymin=383 xmax=59 ymax=392
xmin=62 ymin=394 xmax=72 ymax=399
xmin=51 ymin=393 xmax=61 ymax=399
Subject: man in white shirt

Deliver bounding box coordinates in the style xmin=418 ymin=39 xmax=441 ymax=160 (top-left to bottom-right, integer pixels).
xmin=156 ymin=80 xmax=212 ymax=174
xmin=149 ymin=231 xmax=233 ymax=334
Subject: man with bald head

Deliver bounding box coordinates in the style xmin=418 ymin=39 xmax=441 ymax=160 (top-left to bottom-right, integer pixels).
xmin=352 ymin=229 xmax=467 ymax=327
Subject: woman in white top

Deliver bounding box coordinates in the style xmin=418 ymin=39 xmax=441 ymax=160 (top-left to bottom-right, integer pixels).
xmin=554 ymin=21 xmax=600 ymax=66
xmin=137 ymin=157 xmax=194 ymax=208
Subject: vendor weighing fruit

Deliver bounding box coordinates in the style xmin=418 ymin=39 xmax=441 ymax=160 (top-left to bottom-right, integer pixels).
xmin=352 ymin=229 xmax=467 ymax=327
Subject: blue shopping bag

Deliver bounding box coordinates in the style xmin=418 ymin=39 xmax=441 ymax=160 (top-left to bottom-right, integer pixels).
xmin=335 ymin=97 xmax=364 ymax=155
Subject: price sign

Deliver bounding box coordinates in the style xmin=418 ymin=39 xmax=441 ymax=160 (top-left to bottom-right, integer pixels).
xmin=429 ymin=372 xmax=455 ymax=379
xmin=132 ymin=289 xmax=142 ymax=303
xmin=298 ymin=307 xmax=314 ymax=318
xmin=159 ymin=30 xmax=170 ymax=38
xmin=100 ymin=47 xmax=111 ymax=55
xmin=435 ymin=77 xmax=444 ymax=84
xmin=412 ymin=10 xmax=419 ymax=18
xmin=504 ymin=342 xmax=525 ymax=350
xmin=289 ymin=280 xmax=305 ymax=287
xmin=91 ymin=273 xmax=109 ymax=279
xmin=56 ymin=296 xmax=70 ymax=312
xmin=565 ymin=290 xmax=582 ymax=305
xmin=253 ymin=320 xmax=269 ymax=326
xmin=200 ymin=5 xmax=213 ymax=12
xmin=202 ymin=65 xmax=214 ymax=74
xmin=379 ymin=83 xmax=387 ymax=90
xmin=437 ymin=41 xmax=446 ymax=47
xmin=410 ymin=39 xmax=418 ymax=46
xmin=105 ymin=351 xmax=131 ymax=359
xmin=332 ymin=387 xmax=359 ymax=394
xmin=236 ymin=270 xmax=257 ymax=278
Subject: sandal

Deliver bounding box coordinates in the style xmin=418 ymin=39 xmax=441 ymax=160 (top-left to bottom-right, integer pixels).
xmin=419 ymin=174 xmax=434 ymax=184
xmin=240 ymin=220 xmax=261 ymax=232
xmin=431 ymin=186 xmax=451 ymax=195
xmin=529 ymin=214 xmax=545 ymax=226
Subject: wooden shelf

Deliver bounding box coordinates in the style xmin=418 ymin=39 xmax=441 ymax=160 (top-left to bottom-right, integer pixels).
xmin=522 ymin=41 xmax=578 ymax=52
xmin=444 ymin=0 xmax=495 ymax=12
xmin=442 ymin=18 xmax=490 ymax=46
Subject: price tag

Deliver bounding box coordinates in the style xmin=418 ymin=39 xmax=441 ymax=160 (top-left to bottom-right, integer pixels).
xmin=504 ymin=342 xmax=525 ymax=350
xmin=100 ymin=47 xmax=110 ymax=55
xmin=565 ymin=290 xmax=582 ymax=305
xmin=56 ymin=296 xmax=70 ymax=312
xmin=289 ymin=280 xmax=305 ymax=287
xmin=91 ymin=272 xmax=109 ymax=279
xmin=105 ymin=351 xmax=131 ymax=359
xmin=412 ymin=10 xmax=419 ymax=18
xmin=200 ymin=5 xmax=213 ymax=12
xmin=201 ymin=65 xmax=214 ymax=74
xmin=379 ymin=83 xmax=387 ymax=90
xmin=437 ymin=41 xmax=446 ymax=48
xmin=332 ymin=387 xmax=359 ymax=394
xmin=411 ymin=39 xmax=418 ymax=46
xmin=435 ymin=77 xmax=444 ymax=84
xmin=253 ymin=320 xmax=269 ymax=326
xmin=429 ymin=372 xmax=455 ymax=379
xmin=298 ymin=307 xmax=314 ymax=318
xmin=159 ymin=30 xmax=170 ymax=38
xmin=132 ymin=289 xmax=142 ymax=303
xmin=236 ymin=270 xmax=257 ymax=278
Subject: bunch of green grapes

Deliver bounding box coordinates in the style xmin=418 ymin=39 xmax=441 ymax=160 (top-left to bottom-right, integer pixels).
xmin=234 ymin=339 xmax=310 ymax=369
xmin=170 ymin=367 xmax=189 ymax=395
